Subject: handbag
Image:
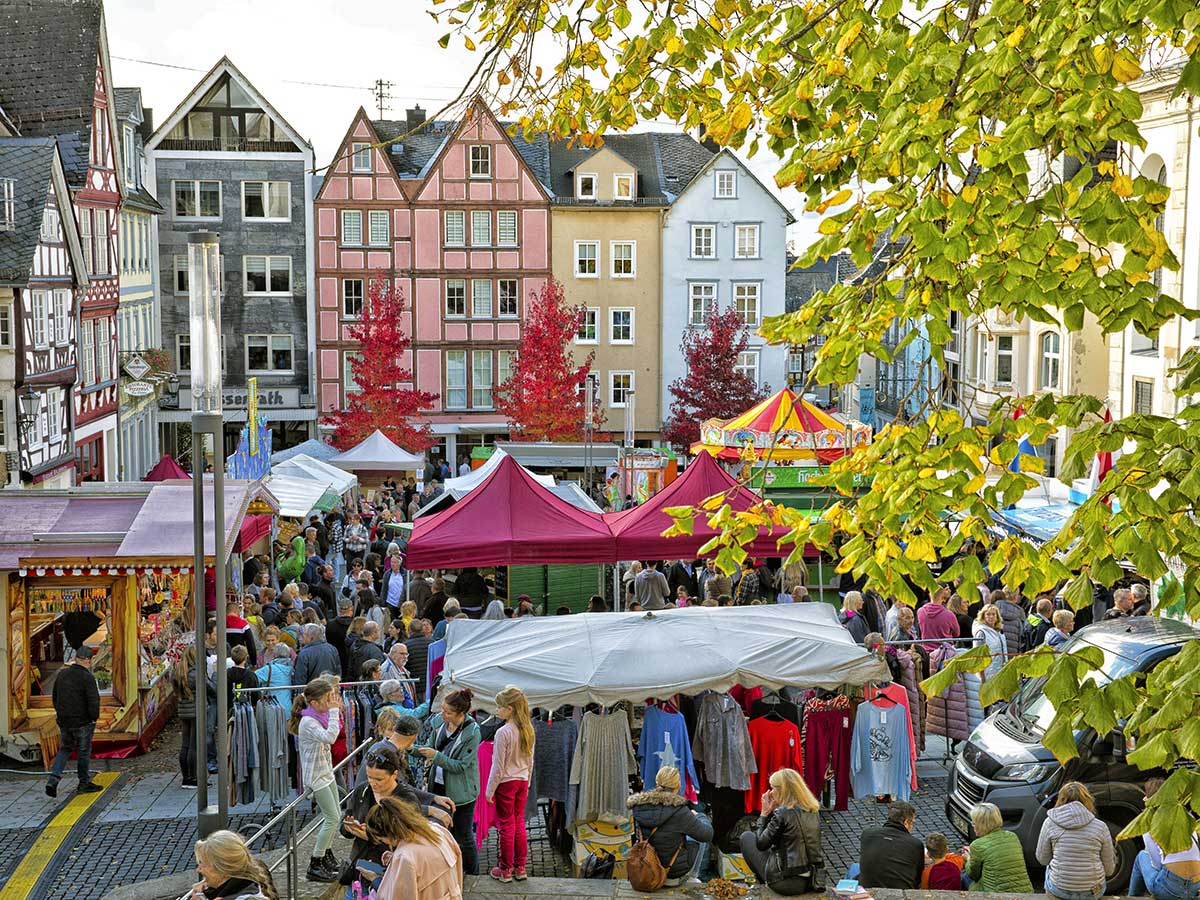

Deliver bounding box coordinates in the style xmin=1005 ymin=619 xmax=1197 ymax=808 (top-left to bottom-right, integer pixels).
xmin=579 ymin=849 xmax=616 ymax=879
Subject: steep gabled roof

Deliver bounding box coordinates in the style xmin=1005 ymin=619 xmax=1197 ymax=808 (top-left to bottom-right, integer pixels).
xmin=113 ymin=86 xmax=142 ymax=123
xmin=675 ymin=147 xmax=796 ymax=224
xmin=547 ymin=132 xmax=713 ymax=204
xmin=0 ymin=0 xmax=110 ymax=189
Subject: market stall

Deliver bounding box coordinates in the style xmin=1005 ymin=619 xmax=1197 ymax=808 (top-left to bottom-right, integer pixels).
xmin=329 ymin=429 xmax=425 ymax=493
xmin=143 ymin=454 xmax=190 ymax=481
xmin=273 ymin=453 xmax=357 ymax=498
xmin=273 ymin=438 xmax=340 ymax=464
xmin=265 ymin=473 xmax=337 ymax=519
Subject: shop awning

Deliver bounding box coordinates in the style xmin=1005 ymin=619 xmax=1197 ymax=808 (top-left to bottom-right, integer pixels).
xmin=272 ymin=454 xmax=357 ymax=496
xmin=234 ymin=514 xmax=272 ymax=552
xmin=604 ymin=452 xmax=809 ymax=559
xmin=404 ymin=454 xmax=616 ymax=568
xmin=329 ymin=429 xmax=425 ymax=472
xmin=444 ymin=447 xmax=555 ymax=492
xmin=266 ymin=474 xmax=332 ymax=518
xmin=993 ymin=503 xmax=1079 ymax=545
xmin=441 ymin=602 xmax=888 ymax=712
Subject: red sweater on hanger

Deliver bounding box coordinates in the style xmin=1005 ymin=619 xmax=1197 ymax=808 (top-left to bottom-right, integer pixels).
xmin=744 ymin=716 xmax=803 ymax=813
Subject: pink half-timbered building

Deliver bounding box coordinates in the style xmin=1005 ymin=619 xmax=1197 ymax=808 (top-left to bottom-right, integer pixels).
xmin=315 ymin=101 xmax=552 ymax=465
xmin=0 ymin=0 xmax=125 ymax=483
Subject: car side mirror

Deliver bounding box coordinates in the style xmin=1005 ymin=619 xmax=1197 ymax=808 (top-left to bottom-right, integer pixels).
xmin=1110 ymin=730 xmax=1127 ymax=760
xmin=1091 ymin=739 xmax=1114 ymax=759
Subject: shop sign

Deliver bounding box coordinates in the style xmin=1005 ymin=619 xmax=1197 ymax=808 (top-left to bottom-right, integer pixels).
xmin=182 ymin=386 xmax=300 ymax=410
xmin=123 ymin=354 xmax=152 ymax=379
xmin=124 ymin=381 xmax=154 ymax=397
xmin=753 ymin=465 xmax=871 ymax=489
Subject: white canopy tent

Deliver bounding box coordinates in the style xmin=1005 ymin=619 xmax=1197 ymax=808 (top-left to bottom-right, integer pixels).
xmin=272 ymin=454 xmax=357 ymax=495
xmin=444 ymin=448 xmax=555 ymax=492
xmin=330 ymin=430 xmax=425 ymax=472
xmin=440 ymin=602 xmax=888 ymax=712
xmin=266 ymin=474 xmax=333 ymax=518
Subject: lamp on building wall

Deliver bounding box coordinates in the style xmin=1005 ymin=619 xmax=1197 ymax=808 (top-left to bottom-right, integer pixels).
xmin=17 ymin=384 xmax=42 ymax=437
xmin=187 ymin=229 xmax=227 ymax=837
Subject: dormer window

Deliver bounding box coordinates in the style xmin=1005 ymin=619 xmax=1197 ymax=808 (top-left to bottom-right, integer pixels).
xmin=123 ymin=126 xmax=137 ymax=186
xmin=614 ymin=173 xmax=634 ymax=200
xmin=40 ymin=207 xmax=60 ymax=242
xmin=576 ymin=172 xmax=597 ymax=200
xmin=351 ymin=142 xmax=372 ymax=172
xmin=470 ymin=145 xmax=491 ymax=178
xmin=0 ymin=179 xmax=13 ymax=231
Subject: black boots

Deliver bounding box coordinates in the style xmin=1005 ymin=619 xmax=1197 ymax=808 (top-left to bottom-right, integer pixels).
xmin=306 ymin=856 xmax=339 ymax=883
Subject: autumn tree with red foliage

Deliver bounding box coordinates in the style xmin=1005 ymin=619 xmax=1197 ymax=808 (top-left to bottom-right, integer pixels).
xmin=322 ymin=276 xmax=438 ymax=452
xmin=496 ymin=279 xmax=602 ymax=441
xmin=662 ymin=305 xmax=768 ymax=449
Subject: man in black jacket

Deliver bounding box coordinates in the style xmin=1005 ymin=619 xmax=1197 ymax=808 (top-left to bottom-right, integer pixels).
xmin=667 ymin=559 xmax=700 ymax=600
xmin=291 ymin=624 xmax=342 ymax=685
xmin=46 ymin=646 xmax=102 ymax=797
xmin=326 ymin=597 xmax=355 ymax=675
xmin=856 ymin=801 xmax=924 ymax=889
xmin=350 ymin=621 xmax=386 ymax=680
xmin=404 ymin=620 xmax=433 ymax=699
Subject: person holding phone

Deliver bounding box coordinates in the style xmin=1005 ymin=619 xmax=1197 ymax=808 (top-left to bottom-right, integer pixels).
xmin=740 ymin=768 xmax=824 ymax=896
xmin=414 ymin=688 xmax=481 ymax=876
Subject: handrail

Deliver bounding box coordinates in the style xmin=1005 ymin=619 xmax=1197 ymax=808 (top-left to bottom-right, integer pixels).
xmin=234 ymin=678 xmax=416 ymax=696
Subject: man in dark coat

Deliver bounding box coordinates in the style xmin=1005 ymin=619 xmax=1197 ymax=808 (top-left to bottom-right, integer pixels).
xmin=47 ymin=646 xmax=102 ymax=797
xmin=856 ymin=802 xmax=924 ymax=889
xmin=291 ymin=624 xmax=342 ymax=685
xmin=667 ymin=559 xmax=700 ymax=600
xmin=326 ymin=597 xmax=355 ymax=675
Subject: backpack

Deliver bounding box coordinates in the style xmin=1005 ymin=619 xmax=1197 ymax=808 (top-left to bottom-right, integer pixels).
xmin=628 ymin=813 xmax=683 ymax=893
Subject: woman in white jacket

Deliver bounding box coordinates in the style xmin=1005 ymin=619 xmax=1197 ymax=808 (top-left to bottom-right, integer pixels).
xmin=288 ymin=678 xmax=343 ymax=883
xmin=972 ymin=604 xmax=1009 ymax=682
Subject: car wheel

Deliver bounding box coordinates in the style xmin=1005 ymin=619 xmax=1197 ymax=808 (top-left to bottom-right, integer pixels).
xmin=1104 ymin=817 xmax=1138 ymax=893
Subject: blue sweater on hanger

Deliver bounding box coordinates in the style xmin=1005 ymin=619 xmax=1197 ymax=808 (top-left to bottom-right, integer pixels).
xmin=638 ymin=704 xmax=699 ymax=797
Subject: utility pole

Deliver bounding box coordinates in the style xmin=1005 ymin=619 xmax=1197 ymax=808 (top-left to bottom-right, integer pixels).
xmin=373 ymin=79 xmax=394 ymax=119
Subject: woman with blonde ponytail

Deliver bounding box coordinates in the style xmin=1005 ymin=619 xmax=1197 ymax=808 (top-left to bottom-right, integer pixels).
xmin=287 ymin=678 xmax=344 ymax=883
xmin=192 ymin=830 xmax=277 ymax=900
xmin=485 ymin=686 xmax=535 ymax=883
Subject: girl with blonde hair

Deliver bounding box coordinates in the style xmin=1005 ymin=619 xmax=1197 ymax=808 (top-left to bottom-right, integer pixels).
xmin=288 ymin=678 xmax=343 ymax=883
xmin=627 ymin=766 xmax=714 ymax=886
xmin=740 ymin=768 xmax=823 ymax=895
xmin=486 ymin=686 xmax=535 ymax=883
xmin=192 ymin=830 xmax=277 ymax=900
xmin=366 ymin=797 xmax=462 ymax=900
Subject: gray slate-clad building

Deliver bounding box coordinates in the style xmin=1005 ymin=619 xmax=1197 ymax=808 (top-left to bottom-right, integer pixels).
xmin=146 ymin=57 xmax=314 ymax=456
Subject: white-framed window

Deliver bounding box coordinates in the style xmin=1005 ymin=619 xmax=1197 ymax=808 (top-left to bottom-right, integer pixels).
xmin=715 ymin=170 xmax=737 ymax=198
xmin=175 ymin=332 xmax=191 ymax=372
xmin=575 ymin=240 xmax=599 ymax=277
xmin=0 ymin=178 xmax=14 ymax=231
xmin=80 ymin=319 xmax=95 ymax=383
xmin=735 ymin=350 xmax=760 ymax=383
xmin=246 ymin=334 xmax=294 ymax=373
xmin=243 ymin=255 xmax=292 ymax=294
xmin=343 ymin=351 xmax=360 ymax=404
xmin=472 ymin=279 xmax=492 ymax=317
xmin=498 ymin=279 xmax=519 ymax=317
xmin=0 ymin=305 xmax=11 ymax=347
xmin=498 ymin=349 xmax=516 ymax=386
xmin=577 ymin=307 xmax=599 ymax=344
xmin=351 ymin=142 xmax=372 ymax=172
xmin=995 ymin=335 xmax=1013 ymax=385
xmin=47 ymin=387 xmax=62 ymax=440
xmin=120 ymin=213 xmax=129 ymax=273
xmin=174 ymin=254 xmax=189 ymax=294
xmin=96 ymin=322 xmax=111 ymax=382
xmin=1039 ymin=331 xmax=1061 ymax=390
xmin=341 ymin=210 xmax=363 ymax=245
xmin=343 ymin=278 xmax=364 ymax=318
xmin=241 ymin=181 xmax=290 ymax=220
xmin=444 ymin=210 xmax=465 ymax=245
xmin=609 ymin=308 xmax=634 ymax=344
xmin=80 ymin=208 xmax=92 ymax=273
xmin=53 ymin=290 xmax=70 ymax=346
xmin=733 ymin=282 xmax=760 ymax=325
xmin=689 ymin=282 xmax=716 ymax=325
xmin=691 ymin=223 xmax=716 ymax=258
xmin=735 ymin=224 xmax=760 ymax=258
xmin=976 ymin=332 xmax=990 ymax=383
xmin=31 ymin=290 xmax=48 ymax=349
xmin=445 ymin=279 xmax=466 ymax=317
xmin=497 ymin=210 xmax=518 ymax=246
xmin=93 ymin=209 xmax=109 ymax=275
xmin=446 ymin=350 xmax=468 ymax=409
xmin=469 ymin=145 xmax=491 ymax=178
xmin=610 ymin=240 xmax=636 ymax=278
xmin=576 ymin=172 xmax=597 ymax=200
xmin=614 ymin=173 xmax=634 ymax=200
xmin=173 ymin=180 xmax=221 ymax=218
xmin=472 ymin=349 xmax=494 ymax=408
xmin=471 ymin=210 xmax=491 ymax=245
xmin=124 ymin=127 xmax=137 ymax=185
xmin=609 ymin=371 xmax=634 ymax=407
xmin=40 ymin=206 xmax=60 ymax=242
xmin=368 ymin=210 xmax=390 ymax=245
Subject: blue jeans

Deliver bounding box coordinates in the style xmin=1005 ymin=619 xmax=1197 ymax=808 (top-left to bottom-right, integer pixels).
xmin=1045 ymin=872 xmax=1106 ymax=900
xmin=1130 ymin=851 xmax=1200 ymax=900
xmin=48 ymin=723 xmax=94 ymax=788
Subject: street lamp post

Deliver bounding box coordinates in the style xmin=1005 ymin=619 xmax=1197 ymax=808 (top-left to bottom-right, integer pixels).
xmin=188 ymin=230 xmax=228 ymax=836
xmin=17 ymin=384 xmax=42 ymax=438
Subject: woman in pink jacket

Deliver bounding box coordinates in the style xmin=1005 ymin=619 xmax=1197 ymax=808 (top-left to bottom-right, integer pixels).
xmin=367 ymin=797 xmax=462 ymax=900
xmin=486 ymin=686 xmax=535 ymax=883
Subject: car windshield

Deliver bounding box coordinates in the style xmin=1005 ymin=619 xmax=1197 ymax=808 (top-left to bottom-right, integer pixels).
xmin=1012 ymin=639 xmax=1138 ymax=734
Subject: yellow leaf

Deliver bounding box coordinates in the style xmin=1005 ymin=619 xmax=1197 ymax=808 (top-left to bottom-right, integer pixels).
xmin=836 ymin=21 xmax=863 ymax=55
xmin=904 ymin=533 xmax=938 ymax=563
xmin=961 ymin=184 xmax=978 ymax=204
xmin=827 ymin=188 xmax=852 ymax=207
xmin=818 ymin=217 xmax=842 ymax=236
xmin=1097 ymin=159 xmax=1115 ymax=176
xmin=964 ymin=474 xmax=985 ymax=493
xmin=1005 ymin=25 xmax=1025 ymax=48
xmin=732 ymin=103 xmax=753 ymax=131
xmin=665 ymin=36 xmax=683 ymax=54
xmin=1112 ymin=50 xmax=1143 ymax=83
xmin=794 ymin=80 xmax=814 ymax=100
xmin=464 ymin=35 xmax=476 ymax=51
xmin=1112 ymin=173 xmax=1134 ymax=198
xmin=1126 ymin=269 xmax=1150 ymax=285
xmin=1092 ymin=45 xmax=1114 ymax=73
xmin=1059 ymin=253 xmax=1084 ymax=273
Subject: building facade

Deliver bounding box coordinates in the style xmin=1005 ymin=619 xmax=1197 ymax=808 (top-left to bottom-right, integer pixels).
xmin=114 ymin=87 xmax=164 ymax=480
xmin=660 ymin=149 xmax=794 ymax=427
xmin=0 ymin=0 xmax=125 ymax=482
xmin=146 ymin=57 xmax=315 ymax=457
xmin=314 ymin=102 xmax=552 ymax=466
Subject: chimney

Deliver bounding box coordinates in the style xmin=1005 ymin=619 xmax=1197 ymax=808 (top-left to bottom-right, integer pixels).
xmin=697 ymin=124 xmax=719 ymax=154
xmin=406 ymin=104 xmax=427 ymax=135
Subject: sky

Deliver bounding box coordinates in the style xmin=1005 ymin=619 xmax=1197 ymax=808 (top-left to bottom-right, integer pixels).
xmin=106 ymin=0 xmax=821 ymax=250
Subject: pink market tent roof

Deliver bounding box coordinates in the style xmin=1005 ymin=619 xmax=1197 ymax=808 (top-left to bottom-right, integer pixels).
xmin=404 ymin=454 xmax=617 ymax=568
xmin=143 ymin=455 xmax=190 ymax=481
xmin=604 ymin=451 xmax=807 ymax=560
xmin=330 ymin=430 xmax=425 ymax=472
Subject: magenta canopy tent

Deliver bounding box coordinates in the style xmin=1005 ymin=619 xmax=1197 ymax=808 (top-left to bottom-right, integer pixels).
xmin=404 ymin=454 xmax=617 ymax=568
xmin=143 ymin=455 xmax=190 ymax=481
xmin=605 ymin=452 xmax=805 ymax=560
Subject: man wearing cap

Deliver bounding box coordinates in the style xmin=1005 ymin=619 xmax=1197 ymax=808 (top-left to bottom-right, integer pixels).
xmin=46 ymin=645 xmax=102 ymax=797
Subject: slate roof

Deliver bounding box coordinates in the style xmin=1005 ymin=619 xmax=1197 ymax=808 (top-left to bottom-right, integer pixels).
xmin=0 ymin=0 xmax=104 ymax=189
xmin=547 ymin=132 xmax=713 ymax=204
xmin=123 ymin=185 xmax=163 ymax=214
xmin=113 ymin=86 xmax=140 ymax=121
xmin=785 ymin=253 xmax=851 ymax=313
xmin=0 ymin=137 xmax=58 ymax=286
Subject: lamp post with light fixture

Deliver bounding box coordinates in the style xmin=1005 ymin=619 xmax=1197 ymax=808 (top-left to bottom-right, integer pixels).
xmin=188 ymin=230 xmax=228 ymax=836
xmin=17 ymin=384 xmax=42 ymax=438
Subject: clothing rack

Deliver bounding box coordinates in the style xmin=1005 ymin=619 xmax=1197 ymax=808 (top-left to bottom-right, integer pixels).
xmin=233 ymin=678 xmax=416 ymax=696
xmin=884 ymin=636 xmax=986 ymax=766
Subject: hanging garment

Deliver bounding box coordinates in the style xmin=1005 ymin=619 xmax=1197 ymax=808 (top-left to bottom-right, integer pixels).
xmin=802 ymin=706 xmax=852 ymax=811
xmin=530 ymin=716 xmax=578 ymax=806
xmin=964 ymin=669 xmax=985 ymax=731
xmin=637 ymin=704 xmax=699 ymax=800
xmin=426 ymin=638 xmax=446 ymax=702
xmin=850 ymin=696 xmax=913 ymax=801
xmin=926 ymin=644 xmax=971 ymax=742
xmin=691 ymin=693 xmax=756 ymax=791
xmin=256 ymin=698 xmax=291 ymax=806
xmin=893 ymin=649 xmax=926 ymax=752
xmin=231 ymin=701 xmax=260 ymax=805
xmin=474 ymin=739 xmax=501 ymax=845
xmin=748 ymin=693 xmax=801 ymax=727
xmin=568 ymin=710 xmax=637 ymax=829
xmin=728 ymin=685 xmax=763 ymax=716
xmin=864 ymin=683 xmax=918 ymax=793
xmin=744 ymin=716 xmax=803 ymax=814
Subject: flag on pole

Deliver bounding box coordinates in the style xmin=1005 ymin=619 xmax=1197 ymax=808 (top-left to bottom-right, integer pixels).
xmin=1089 ymin=407 xmax=1117 ymax=503
xmin=1009 ymin=404 xmax=1038 ymax=473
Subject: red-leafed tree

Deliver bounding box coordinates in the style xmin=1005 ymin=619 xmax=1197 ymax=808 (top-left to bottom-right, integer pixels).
xmin=496 ymin=279 xmax=603 ymax=441
xmin=662 ymin=305 xmax=768 ymax=449
xmin=322 ymin=275 xmax=438 ymax=451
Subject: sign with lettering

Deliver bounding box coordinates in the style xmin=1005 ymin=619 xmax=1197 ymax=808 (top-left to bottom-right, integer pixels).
xmin=182 ymin=386 xmax=300 ymax=410
xmin=124 ymin=381 xmax=154 ymax=397
xmin=248 ymin=378 xmax=259 ymax=456
xmin=123 ymin=354 xmax=152 ymax=380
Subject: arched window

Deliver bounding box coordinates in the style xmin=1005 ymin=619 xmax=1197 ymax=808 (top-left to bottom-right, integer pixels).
xmin=1152 ymin=163 xmax=1167 ymax=291
xmin=1039 ymin=331 xmax=1061 ymax=391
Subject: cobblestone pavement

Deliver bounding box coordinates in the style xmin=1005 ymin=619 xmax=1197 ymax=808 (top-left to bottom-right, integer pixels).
xmin=0 ymin=826 xmax=42 ymax=890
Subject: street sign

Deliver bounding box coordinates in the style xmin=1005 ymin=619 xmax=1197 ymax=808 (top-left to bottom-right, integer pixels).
xmin=125 ymin=381 xmax=154 ymax=397
xmin=123 ymin=354 xmax=152 ymax=380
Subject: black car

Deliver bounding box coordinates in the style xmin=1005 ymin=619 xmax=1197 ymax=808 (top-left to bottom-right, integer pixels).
xmin=945 ymin=616 xmax=1199 ymax=891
